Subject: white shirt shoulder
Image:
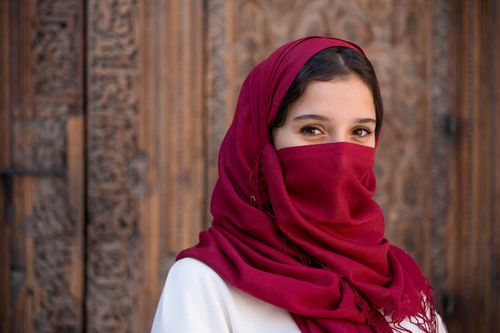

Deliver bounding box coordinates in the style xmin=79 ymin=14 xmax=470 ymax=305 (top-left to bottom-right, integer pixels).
xmin=151 ymin=258 xmax=298 ymax=333
xmin=151 ymin=258 xmax=447 ymax=333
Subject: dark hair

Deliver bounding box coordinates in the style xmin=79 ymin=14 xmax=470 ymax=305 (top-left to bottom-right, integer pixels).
xmin=272 ymin=46 xmax=383 ymax=137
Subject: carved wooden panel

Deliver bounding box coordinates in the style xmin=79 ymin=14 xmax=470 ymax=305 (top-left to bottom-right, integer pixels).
xmin=86 ymin=0 xmax=144 ymax=332
xmin=30 ymin=0 xmax=85 ymax=329
xmin=1 ymin=0 xmax=85 ymax=331
xmin=206 ymin=0 xmax=437 ymax=272
xmin=86 ymin=0 xmax=204 ymax=331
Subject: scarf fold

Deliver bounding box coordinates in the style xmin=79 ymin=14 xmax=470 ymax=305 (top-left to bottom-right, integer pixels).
xmin=177 ymin=36 xmax=436 ymax=333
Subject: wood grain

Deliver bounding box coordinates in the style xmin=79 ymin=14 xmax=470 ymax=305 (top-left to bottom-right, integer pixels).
xmin=0 ymin=0 xmax=11 ymax=329
xmin=0 ymin=0 xmax=86 ymax=331
xmin=139 ymin=0 xmax=205 ymax=331
xmin=1 ymin=0 xmax=498 ymax=332
xmin=86 ymin=0 xmax=143 ymax=331
xmin=445 ymin=0 xmax=499 ymax=331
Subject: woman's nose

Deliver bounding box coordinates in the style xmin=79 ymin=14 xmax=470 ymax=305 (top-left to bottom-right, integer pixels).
xmin=328 ymin=133 xmax=348 ymax=143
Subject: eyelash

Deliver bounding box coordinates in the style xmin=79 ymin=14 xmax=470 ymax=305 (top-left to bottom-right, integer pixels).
xmin=299 ymin=125 xmax=323 ymax=136
xmin=299 ymin=126 xmax=373 ymax=137
xmin=352 ymin=127 xmax=372 ymax=137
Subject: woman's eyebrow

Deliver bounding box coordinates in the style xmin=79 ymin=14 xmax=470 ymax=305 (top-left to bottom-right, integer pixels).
xmin=354 ymin=118 xmax=376 ymax=124
xmin=292 ymin=114 xmax=329 ymax=122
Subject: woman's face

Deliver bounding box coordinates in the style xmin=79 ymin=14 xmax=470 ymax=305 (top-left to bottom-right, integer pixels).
xmin=272 ymin=74 xmax=376 ymax=150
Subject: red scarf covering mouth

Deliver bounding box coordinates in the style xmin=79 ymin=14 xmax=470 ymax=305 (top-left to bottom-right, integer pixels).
xmin=177 ymin=36 xmax=437 ymax=332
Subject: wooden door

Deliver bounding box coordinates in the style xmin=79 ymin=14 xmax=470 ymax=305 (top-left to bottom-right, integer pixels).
xmin=0 ymin=0 xmax=85 ymax=331
xmin=1 ymin=0 xmax=498 ymax=332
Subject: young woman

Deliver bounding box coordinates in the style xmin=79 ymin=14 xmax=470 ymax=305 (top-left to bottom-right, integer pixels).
xmin=151 ymin=36 xmax=447 ymax=333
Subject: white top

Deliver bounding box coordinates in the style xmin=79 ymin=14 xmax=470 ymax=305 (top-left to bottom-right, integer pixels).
xmin=151 ymin=258 xmax=447 ymax=333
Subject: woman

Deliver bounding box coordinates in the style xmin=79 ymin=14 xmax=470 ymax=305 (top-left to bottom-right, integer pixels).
xmin=152 ymin=36 xmax=447 ymax=332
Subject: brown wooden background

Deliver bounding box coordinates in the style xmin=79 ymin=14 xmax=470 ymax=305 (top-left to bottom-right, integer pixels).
xmin=1 ymin=0 xmax=498 ymax=332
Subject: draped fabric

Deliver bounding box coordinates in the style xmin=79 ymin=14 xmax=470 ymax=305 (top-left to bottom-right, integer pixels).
xmin=177 ymin=36 xmax=436 ymax=332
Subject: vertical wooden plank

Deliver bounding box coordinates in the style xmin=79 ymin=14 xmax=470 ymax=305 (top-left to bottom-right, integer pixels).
xmin=477 ymin=3 xmax=489 ymax=330
xmin=206 ymin=0 xmax=229 ymax=220
xmin=156 ymin=0 xmax=205 ymax=257
xmin=429 ymin=0 xmax=454 ymax=315
xmin=31 ymin=0 xmax=85 ymax=328
xmin=7 ymin=0 xmax=35 ymax=330
xmin=139 ymin=0 xmax=160 ymax=329
xmin=478 ymin=0 xmax=498 ymax=329
xmin=0 ymin=0 xmax=11 ymax=331
xmin=450 ymin=1 xmax=474 ymax=330
xmin=446 ymin=0 xmax=498 ymax=331
xmin=1 ymin=0 xmax=85 ymax=331
xmin=0 ymin=0 xmax=10 ymax=165
xmin=86 ymin=0 xmax=144 ymax=331
xmin=128 ymin=0 xmax=208 ymax=329
xmin=492 ymin=0 xmax=500 ymax=326
xmin=445 ymin=0 xmax=461 ymax=328
xmin=19 ymin=177 xmax=34 ymax=333
xmin=421 ymin=0 xmax=436 ymax=277
xmin=66 ymin=116 xmax=85 ymax=330
xmin=31 ymin=0 xmax=85 ymax=331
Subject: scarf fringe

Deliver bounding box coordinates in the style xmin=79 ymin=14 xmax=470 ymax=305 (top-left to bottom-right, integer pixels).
xmin=382 ymin=282 xmax=437 ymax=333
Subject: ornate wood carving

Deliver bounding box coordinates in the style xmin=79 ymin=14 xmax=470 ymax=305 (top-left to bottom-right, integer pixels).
xmin=86 ymin=1 xmax=206 ymax=330
xmin=31 ymin=0 xmax=84 ymax=330
xmin=206 ymin=0 xmax=434 ymax=267
xmin=1 ymin=0 xmax=85 ymax=331
xmin=86 ymin=0 xmax=143 ymax=332
xmin=206 ymin=0 xmax=228 ymax=220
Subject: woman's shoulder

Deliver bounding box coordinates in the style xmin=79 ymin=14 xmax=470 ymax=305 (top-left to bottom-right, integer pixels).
xmin=162 ymin=257 xmax=236 ymax=313
xmin=151 ymin=258 xmax=234 ymax=332
xmin=152 ymin=258 xmax=299 ymax=333
xmin=167 ymin=257 xmax=227 ymax=287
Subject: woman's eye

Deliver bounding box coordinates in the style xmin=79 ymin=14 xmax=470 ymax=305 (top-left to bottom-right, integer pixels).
xmin=352 ymin=128 xmax=372 ymax=137
xmin=300 ymin=126 xmax=323 ymax=136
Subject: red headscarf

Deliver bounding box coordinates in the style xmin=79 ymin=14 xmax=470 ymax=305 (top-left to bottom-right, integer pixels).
xmin=178 ymin=36 xmax=436 ymax=332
